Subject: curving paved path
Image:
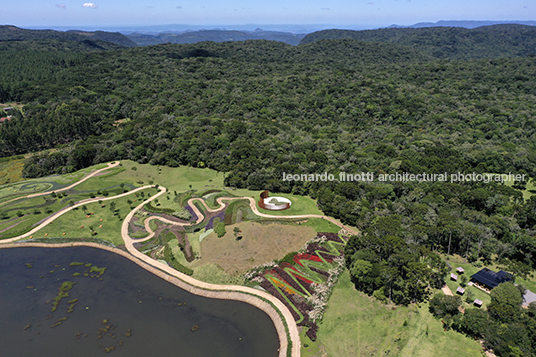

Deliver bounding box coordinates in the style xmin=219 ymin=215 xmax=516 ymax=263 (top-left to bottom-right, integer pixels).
xmin=1 ymin=161 xmax=361 ymax=357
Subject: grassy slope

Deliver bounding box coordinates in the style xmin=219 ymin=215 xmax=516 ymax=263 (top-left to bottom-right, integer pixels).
xmin=42 ymin=187 xmax=158 ymax=245
xmin=0 ymin=158 xmax=25 ymax=185
xmin=304 ymin=271 xmax=482 ymax=357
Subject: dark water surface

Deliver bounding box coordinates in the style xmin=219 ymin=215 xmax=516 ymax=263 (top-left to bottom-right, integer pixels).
xmin=0 ymin=247 xmax=279 ymax=357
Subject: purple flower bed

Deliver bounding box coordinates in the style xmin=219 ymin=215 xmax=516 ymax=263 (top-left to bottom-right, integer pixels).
xmin=205 ymin=210 xmax=226 ymax=231
xmin=261 ymin=279 xmax=302 ymax=322
xmin=309 ymin=266 xmax=330 ymax=278
xmin=320 ymin=232 xmax=345 ymax=243
xmin=306 ymin=243 xmax=330 ymax=255
xmin=184 ymin=205 xmax=198 ymax=222
xmin=306 ymin=322 xmax=319 ymax=341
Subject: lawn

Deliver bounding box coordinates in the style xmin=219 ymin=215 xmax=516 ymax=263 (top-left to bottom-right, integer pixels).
xmin=34 ymin=187 xmax=158 ymax=246
xmin=301 ymin=217 xmax=342 ymax=233
xmin=0 ymin=192 xmax=101 ymax=240
xmin=231 ymin=189 xmax=324 ymax=216
xmin=113 ymin=160 xmax=225 ymax=195
xmin=305 ymin=271 xmax=482 ymax=357
xmin=0 ymin=162 xmax=109 ymax=204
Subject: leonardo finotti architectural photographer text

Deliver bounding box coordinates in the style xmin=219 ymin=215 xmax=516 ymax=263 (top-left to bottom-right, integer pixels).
xmin=282 ymin=172 xmax=526 ymax=184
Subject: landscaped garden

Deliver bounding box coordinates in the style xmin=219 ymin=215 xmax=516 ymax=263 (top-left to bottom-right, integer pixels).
xmin=0 ymin=160 xmax=367 ymax=357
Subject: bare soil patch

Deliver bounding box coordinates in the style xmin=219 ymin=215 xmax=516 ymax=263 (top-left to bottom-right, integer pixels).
xmin=194 ymin=221 xmax=316 ymax=274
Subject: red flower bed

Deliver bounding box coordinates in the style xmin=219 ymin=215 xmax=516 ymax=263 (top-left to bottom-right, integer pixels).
xmin=293 ymin=253 xmax=323 ymax=265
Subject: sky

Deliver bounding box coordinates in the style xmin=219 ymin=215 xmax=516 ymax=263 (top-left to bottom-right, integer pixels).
xmin=2 ymin=0 xmax=534 ymax=30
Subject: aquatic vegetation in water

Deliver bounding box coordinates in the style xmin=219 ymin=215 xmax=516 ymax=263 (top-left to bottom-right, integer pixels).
xmin=89 ymin=266 xmax=107 ymax=278
xmin=50 ymin=281 xmax=76 ymax=312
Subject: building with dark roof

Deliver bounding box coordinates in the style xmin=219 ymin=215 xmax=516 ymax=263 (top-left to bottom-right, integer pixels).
xmin=470 ymin=268 xmax=514 ymax=290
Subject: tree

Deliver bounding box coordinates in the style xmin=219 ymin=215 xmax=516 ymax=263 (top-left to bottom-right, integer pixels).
xmin=460 ymin=308 xmax=489 ymax=338
xmin=429 ymin=293 xmax=461 ymax=318
xmin=487 ymin=282 xmax=523 ymax=323
xmin=215 ymin=222 xmax=226 ymax=237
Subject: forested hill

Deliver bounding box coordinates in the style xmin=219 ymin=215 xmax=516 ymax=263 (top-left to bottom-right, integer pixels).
xmin=299 ymin=24 xmax=536 ymax=60
xmin=0 ymin=25 xmax=137 ymax=49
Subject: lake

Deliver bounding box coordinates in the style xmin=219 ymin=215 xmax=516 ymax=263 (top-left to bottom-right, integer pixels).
xmin=0 ymin=246 xmax=279 ymax=357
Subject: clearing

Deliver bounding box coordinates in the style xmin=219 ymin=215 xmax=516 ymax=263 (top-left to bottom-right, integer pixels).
xmin=192 ymin=221 xmax=317 ymax=275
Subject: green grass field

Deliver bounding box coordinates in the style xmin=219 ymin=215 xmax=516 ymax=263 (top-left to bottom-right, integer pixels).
xmin=34 ymin=187 xmax=158 ymax=246
xmin=304 ymin=271 xmax=482 ymax=357
xmin=114 ymin=160 xmax=225 ymax=193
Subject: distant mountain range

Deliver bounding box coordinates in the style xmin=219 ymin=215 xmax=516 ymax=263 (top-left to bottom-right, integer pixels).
xmin=299 ymin=24 xmax=536 ymax=60
xmin=2 ymin=21 xmax=536 ymax=55
xmin=390 ymin=20 xmax=536 ymax=29
xmin=127 ymin=29 xmax=306 ymax=46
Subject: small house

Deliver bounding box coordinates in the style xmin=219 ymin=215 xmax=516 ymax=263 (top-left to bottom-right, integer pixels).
xmin=450 ymin=273 xmax=458 ymax=281
xmin=456 ymin=267 xmax=465 ymax=274
xmin=474 ymin=299 xmax=483 ymax=307
xmin=456 ymin=287 xmax=465 ymax=295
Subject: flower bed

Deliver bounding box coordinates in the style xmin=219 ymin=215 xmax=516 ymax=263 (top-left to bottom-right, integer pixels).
xmin=293 ymin=253 xmax=323 ymax=265
xmin=184 ymin=205 xmax=198 ymax=222
xmin=205 ymin=210 xmax=225 ymax=230
xmin=246 ymin=232 xmax=348 ymax=340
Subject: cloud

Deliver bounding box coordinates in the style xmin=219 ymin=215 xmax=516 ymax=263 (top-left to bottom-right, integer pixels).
xmin=321 ymin=8 xmax=330 ymax=10
xmin=56 ymin=3 xmax=66 ymax=9
xmin=82 ymin=3 xmax=98 ymax=9
xmin=176 ymin=5 xmax=182 ymax=9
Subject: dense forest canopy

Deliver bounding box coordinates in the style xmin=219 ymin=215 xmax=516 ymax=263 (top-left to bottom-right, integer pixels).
xmin=1 ymin=27 xmax=536 ymax=343
xmin=300 ymin=24 xmax=536 ymax=60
